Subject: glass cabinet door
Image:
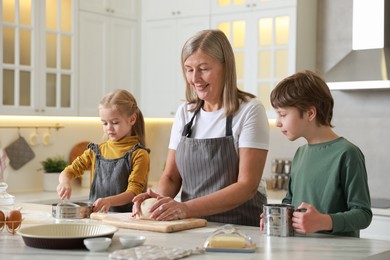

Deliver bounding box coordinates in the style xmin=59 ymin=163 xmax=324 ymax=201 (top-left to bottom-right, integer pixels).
xmin=44 ymin=0 xmax=74 ymax=112
xmin=212 ymin=7 xmax=294 ymax=118
xmin=1 ymin=0 xmax=34 ymax=111
xmin=1 ymin=0 xmax=76 ymax=115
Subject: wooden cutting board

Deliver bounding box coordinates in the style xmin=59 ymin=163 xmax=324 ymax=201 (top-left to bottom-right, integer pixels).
xmin=90 ymin=212 xmax=207 ymax=233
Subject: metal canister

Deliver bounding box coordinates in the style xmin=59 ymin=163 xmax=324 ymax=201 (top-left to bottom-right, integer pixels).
xmin=52 ymin=201 xmax=93 ymax=219
xmin=263 ymin=204 xmax=295 ymax=237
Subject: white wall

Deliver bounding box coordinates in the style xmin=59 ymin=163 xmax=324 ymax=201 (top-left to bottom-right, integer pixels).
xmin=331 ymin=90 xmax=390 ymax=200
xmin=1 ymin=104 xmax=389 ymax=200
xmin=0 ymin=117 xmax=174 ymax=194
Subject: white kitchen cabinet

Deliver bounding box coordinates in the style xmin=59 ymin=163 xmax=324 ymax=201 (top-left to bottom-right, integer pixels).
xmin=142 ymin=0 xmax=210 ymax=21
xmin=78 ymin=9 xmax=139 ymax=116
xmin=79 ymin=0 xmax=139 ymax=19
xmin=361 ymin=214 xmax=390 ymax=241
xmin=140 ymin=1 xmax=210 ymax=117
xmin=211 ymin=0 xmax=316 ymax=118
xmin=211 ymin=0 xmax=295 ymax=15
xmin=1 ymin=0 xmax=78 ymax=116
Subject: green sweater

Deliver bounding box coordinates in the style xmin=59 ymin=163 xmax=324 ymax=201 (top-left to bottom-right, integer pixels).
xmin=282 ymin=137 xmax=372 ymax=237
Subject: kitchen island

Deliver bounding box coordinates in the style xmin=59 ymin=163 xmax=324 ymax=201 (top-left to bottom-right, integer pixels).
xmin=1 ymin=203 xmax=390 ymax=260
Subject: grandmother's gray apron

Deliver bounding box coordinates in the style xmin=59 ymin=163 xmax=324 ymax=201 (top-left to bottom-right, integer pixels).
xmin=176 ymin=105 xmax=266 ymax=226
xmin=89 ymin=142 xmax=145 ymax=212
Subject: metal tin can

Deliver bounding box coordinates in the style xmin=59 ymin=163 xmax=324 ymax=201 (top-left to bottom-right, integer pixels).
xmin=52 ymin=201 xmax=93 ymax=219
xmin=263 ymin=204 xmax=295 ymax=237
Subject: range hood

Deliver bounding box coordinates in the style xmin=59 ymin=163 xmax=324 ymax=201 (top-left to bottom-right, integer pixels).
xmin=320 ymin=0 xmax=390 ymax=90
xmin=326 ymin=49 xmax=390 ymax=90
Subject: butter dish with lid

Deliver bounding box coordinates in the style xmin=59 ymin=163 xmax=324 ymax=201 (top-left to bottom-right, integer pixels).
xmin=203 ymin=224 xmax=256 ymax=253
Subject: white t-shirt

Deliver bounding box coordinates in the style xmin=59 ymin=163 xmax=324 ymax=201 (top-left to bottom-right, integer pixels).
xmin=168 ymin=98 xmax=270 ymax=152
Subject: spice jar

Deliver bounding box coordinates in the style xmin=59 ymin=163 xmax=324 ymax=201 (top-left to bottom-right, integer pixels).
xmin=271 ymin=159 xmax=278 ymax=173
xmin=277 ymin=176 xmax=284 ymax=190
xmin=276 ymin=160 xmax=284 ymax=174
xmin=283 ymin=160 xmax=291 ymax=174
xmin=283 ymin=175 xmax=289 ymax=190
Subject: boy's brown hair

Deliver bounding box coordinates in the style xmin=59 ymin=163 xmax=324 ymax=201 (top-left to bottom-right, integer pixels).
xmin=270 ymin=70 xmax=334 ymax=127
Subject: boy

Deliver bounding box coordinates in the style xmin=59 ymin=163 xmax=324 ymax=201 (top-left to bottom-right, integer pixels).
xmin=262 ymin=70 xmax=372 ymax=237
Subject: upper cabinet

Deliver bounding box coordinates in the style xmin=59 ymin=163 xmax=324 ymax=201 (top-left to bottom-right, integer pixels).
xmin=140 ymin=0 xmax=210 ymax=117
xmin=211 ymin=0 xmax=317 ymax=118
xmin=142 ymin=0 xmax=210 ymax=20
xmin=1 ymin=0 xmax=78 ymax=116
xmin=211 ymin=0 xmax=294 ymax=14
xmin=79 ymin=0 xmax=139 ymax=20
xmin=1 ymin=0 xmax=316 ymax=118
xmin=78 ymin=1 xmax=140 ymax=116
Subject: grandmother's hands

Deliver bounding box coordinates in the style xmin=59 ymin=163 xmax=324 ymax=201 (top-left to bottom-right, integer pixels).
xmin=131 ymin=188 xmax=159 ymax=218
xmin=150 ymin=197 xmax=189 ymax=220
xmin=132 ymin=188 xmax=189 ymax=220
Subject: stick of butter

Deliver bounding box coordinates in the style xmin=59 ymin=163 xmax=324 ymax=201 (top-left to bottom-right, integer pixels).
xmin=208 ymin=235 xmax=246 ymax=249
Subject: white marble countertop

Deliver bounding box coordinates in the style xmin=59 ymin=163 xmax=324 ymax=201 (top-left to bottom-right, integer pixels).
xmin=10 ymin=186 xmax=90 ymax=204
xmin=8 ymin=187 xmax=390 ymax=216
xmin=1 ymin=203 xmax=390 ymax=259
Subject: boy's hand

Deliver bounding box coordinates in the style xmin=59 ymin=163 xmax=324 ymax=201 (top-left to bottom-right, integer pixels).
xmin=259 ymin=213 xmax=265 ymax=231
xmin=292 ymin=202 xmax=333 ymax=234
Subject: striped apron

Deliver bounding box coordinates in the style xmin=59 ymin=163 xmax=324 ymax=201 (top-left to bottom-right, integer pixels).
xmin=89 ymin=143 xmax=144 ymax=212
xmin=176 ymin=106 xmax=266 ymax=226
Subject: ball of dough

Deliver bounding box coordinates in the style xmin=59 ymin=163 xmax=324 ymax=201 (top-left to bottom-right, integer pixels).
xmin=140 ymin=198 xmax=158 ymax=219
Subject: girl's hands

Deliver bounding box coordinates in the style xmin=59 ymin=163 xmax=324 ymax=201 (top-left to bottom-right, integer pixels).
xmin=132 ymin=188 xmax=189 ymax=220
xmin=57 ymin=181 xmax=72 ymax=200
xmin=93 ymin=198 xmax=111 ymax=213
xmin=292 ymin=202 xmax=333 ymax=234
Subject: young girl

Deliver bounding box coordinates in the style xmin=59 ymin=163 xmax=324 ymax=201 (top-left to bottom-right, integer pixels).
xmin=57 ymin=89 xmax=150 ymax=213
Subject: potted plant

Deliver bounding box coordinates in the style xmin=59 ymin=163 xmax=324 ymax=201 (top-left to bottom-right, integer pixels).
xmin=41 ymin=156 xmax=68 ymax=192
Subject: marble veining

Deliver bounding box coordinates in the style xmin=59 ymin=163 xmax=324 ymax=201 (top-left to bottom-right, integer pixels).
xmin=1 ymin=203 xmax=390 ymax=259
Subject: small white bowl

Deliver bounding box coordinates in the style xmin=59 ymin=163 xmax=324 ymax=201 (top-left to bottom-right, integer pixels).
xmin=83 ymin=237 xmax=112 ymax=252
xmin=119 ymin=235 xmax=146 ymax=248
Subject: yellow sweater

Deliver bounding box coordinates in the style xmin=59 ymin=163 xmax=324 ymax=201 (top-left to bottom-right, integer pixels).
xmin=64 ymin=136 xmax=150 ymax=196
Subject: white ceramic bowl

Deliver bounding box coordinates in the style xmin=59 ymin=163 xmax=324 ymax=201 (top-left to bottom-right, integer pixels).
xmin=83 ymin=237 xmax=112 ymax=252
xmin=119 ymin=235 xmax=146 ymax=248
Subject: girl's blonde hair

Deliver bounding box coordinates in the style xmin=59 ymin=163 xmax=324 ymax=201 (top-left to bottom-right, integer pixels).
xmin=181 ymin=29 xmax=255 ymax=116
xmin=99 ymin=89 xmax=146 ymax=146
